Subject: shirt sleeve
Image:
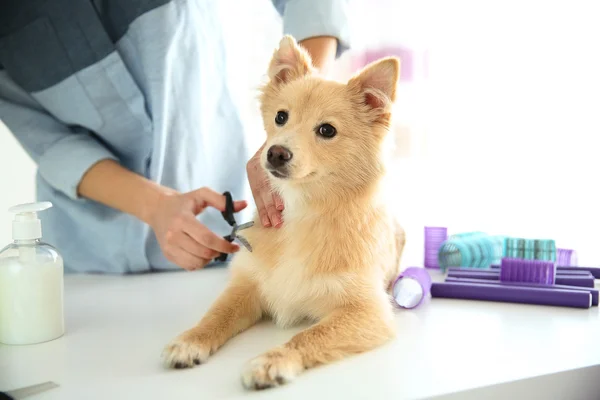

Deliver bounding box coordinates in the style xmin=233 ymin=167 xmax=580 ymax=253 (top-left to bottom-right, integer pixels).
xmin=0 ymin=97 xmax=118 ymax=200
xmin=271 ymin=0 xmax=352 ymax=57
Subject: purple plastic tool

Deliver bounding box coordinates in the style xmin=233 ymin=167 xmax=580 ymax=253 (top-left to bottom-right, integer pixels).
xmin=491 ymin=264 xmax=600 ymax=278
xmin=452 ymin=266 xmax=592 ymax=277
xmin=447 ymin=269 xmax=594 ymax=288
xmin=444 ymin=277 xmax=599 ymax=306
xmin=557 ymin=248 xmax=578 ymax=266
xmin=556 ymin=266 xmax=600 ymax=279
xmin=431 ymin=281 xmax=592 ymax=309
xmin=424 ymin=227 xmax=448 ymax=269
xmin=392 ymin=267 xmax=432 ymax=309
xmin=500 ymin=258 xmax=556 ymax=285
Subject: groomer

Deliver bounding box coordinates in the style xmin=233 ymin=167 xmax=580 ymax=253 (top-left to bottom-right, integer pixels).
xmin=0 ymin=0 xmax=351 ymax=273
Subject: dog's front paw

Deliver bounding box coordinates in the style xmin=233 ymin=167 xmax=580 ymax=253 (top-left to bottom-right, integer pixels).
xmin=241 ymin=348 xmax=303 ymax=390
xmin=161 ymin=332 xmax=212 ymax=369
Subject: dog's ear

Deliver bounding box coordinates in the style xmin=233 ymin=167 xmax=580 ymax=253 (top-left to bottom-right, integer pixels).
xmin=348 ymin=57 xmax=400 ymax=114
xmin=268 ymin=35 xmax=313 ymax=85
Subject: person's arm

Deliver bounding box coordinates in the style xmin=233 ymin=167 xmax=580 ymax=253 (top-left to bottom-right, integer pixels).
xmin=78 ymin=159 xmax=245 ymax=270
xmin=298 ymin=36 xmax=338 ymax=73
xmin=274 ymin=0 xmax=352 ymax=71
xmin=0 ymin=86 xmax=241 ymax=271
xmin=77 ymin=159 xmax=170 ymax=226
xmin=249 ymin=0 xmax=352 ymax=228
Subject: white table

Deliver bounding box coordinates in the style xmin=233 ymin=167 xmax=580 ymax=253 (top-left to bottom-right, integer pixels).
xmin=2 ymin=268 xmax=600 ymax=400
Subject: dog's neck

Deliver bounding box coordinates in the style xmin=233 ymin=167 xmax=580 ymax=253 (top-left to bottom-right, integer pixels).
xmin=274 ymin=174 xmax=386 ymax=220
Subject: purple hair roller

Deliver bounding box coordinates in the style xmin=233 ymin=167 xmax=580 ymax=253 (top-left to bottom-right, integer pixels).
xmin=424 ymin=227 xmax=448 ymax=269
xmin=447 ymin=269 xmax=594 ymax=288
xmin=392 ymin=267 xmax=432 ymax=309
xmin=509 ymin=264 xmax=598 ymax=278
xmin=491 ymin=264 xmax=599 ymax=278
xmin=500 ymin=258 xmax=556 ymax=285
xmin=444 ymin=277 xmax=599 ymax=306
xmin=431 ymin=281 xmax=592 ymax=309
xmin=557 ymin=248 xmax=578 ymax=266
xmin=471 ymin=266 xmax=592 ymax=277
xmin=554 ymin=276 xmax=595 ymax=288
xmin=556 ymin=266 xmax=600 ymax=279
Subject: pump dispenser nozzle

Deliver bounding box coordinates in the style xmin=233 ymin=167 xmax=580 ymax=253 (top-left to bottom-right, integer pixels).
xmin=9 ymin=202 xmax=52 ymax=241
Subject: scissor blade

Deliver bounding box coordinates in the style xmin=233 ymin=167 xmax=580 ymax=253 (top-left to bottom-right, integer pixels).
xmin=236 ymin=221 xmax=254 ymax=231
xmin=236 ymin=235 xmax=253 ymax=252
xmin=5 ymin=382 xmax=59 ymax=399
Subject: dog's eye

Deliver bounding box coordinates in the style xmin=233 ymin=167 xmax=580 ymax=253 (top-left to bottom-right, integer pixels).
xmin=275 ymin=111 xmax=288 ymax=126
xmin=317 ymin=123 xmax=337 ymax=138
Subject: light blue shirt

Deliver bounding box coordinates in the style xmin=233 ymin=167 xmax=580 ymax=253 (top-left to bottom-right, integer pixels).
xmin=0 ymin=0 xmax=351 ymax=273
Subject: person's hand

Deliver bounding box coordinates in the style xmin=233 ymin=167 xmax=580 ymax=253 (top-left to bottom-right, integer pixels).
xmin=149 ymin=187 xmax=247 ymax=270
xmin=247 ymin=143 xmax=284 ymax=228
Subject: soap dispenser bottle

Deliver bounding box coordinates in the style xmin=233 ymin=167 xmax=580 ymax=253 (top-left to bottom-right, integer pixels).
xmin=0 ymin=202 xmax=64 ymax=345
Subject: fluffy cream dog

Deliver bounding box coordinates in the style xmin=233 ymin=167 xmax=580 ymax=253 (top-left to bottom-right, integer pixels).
xmin=162 ymin=35 xmax=405 ymax=390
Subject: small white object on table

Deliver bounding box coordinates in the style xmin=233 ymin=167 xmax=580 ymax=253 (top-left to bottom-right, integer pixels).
xmin=1 ymin=268 xmax=600 ymax=400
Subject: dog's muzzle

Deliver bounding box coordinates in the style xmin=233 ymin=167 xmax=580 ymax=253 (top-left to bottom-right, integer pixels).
xmin=266 ymin=145 xmax=293 ymax=178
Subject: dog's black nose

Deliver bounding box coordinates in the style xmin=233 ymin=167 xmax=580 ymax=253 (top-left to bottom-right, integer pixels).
xmin=267 ymin=145 xmax=293 ymax=168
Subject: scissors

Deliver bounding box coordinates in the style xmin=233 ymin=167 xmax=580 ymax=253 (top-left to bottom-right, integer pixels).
xmin=2 ymin=382 xmax=59 ymax=399
xmin=215 ymin=191 xmax=254 ymax=262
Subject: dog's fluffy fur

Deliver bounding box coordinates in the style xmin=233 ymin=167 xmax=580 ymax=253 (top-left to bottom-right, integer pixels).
xmin=162 ymin=36 xmax=406 ymax=390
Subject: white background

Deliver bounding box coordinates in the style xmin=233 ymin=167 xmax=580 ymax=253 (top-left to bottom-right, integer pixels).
xmin=1 ymin=0 xmax=598 ymax=267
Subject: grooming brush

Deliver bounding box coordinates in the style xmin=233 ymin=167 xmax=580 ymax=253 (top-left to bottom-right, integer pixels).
xmin=392 ymin=267 xmax=432 ymax=309
xmin=430 ymin=281 xmax=592 ymax=309
xmin=424 ymin=227 xmax=448 ymax=269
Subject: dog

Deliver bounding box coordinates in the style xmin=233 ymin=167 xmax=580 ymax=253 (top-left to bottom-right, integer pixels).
xmin=162 ymin=35 xmax=406 ymax=390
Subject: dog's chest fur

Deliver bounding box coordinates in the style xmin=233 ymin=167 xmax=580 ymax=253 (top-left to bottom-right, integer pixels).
xmin=238 ymin=200 xmax=396 ymax=328
xmin=258 ymin=250 xmax=350 ymax=328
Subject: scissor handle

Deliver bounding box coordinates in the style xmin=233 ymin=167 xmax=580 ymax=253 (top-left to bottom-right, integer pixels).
xmin=221 ymin=191 xmax=236 ymax=227
xmin=215 ymin=234 xmax=235 ymax=262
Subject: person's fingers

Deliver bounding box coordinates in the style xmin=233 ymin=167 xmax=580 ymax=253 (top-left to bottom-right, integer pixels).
xmin=190 ymin=187 xmax=228 ymax=212
xmin=190 ymin=187 xmax=248 ymax=215
xmin=233 ymin=200 xmax=248 ymax=212
xmin=258 ymin=205 xmax=270 ymax=227
xmin=174 ymin=231 xmax=220 ymax=260
xmin=251 ymin=180 xmax=270 ymax=227
xmin=163 ymin=230 xmax=210 ymax=270
xmin=183 ymin=216 xmax=240 ymax=253
xmin=261 ymin=190 xmax=282 ymax=228
xmin=273 ymin=192 xmax=285 ymax=211
xmin=248 ymin=150 xmax=273 ymax=227
xmin=165 ymin=246 xmax=208 ymax=271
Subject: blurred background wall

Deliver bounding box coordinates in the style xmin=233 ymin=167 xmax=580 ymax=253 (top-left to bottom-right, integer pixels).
xmin=2 ymin=0 xmax=598 ymax=266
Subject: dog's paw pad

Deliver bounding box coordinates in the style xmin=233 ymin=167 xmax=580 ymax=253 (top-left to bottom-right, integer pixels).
xmin=241 ymin=350 xmax=302 ymax=390
xmin=162 ymin=335 xmax=211 ymax=369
